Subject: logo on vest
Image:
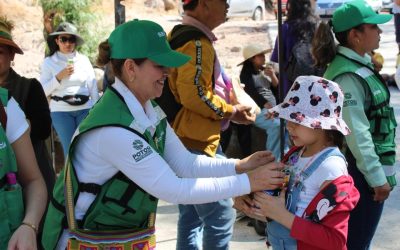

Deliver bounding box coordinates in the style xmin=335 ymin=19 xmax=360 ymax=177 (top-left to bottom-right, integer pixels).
xmin=132 ymin=139 xmax=153 ymax=162
xmin=0 ymin=141 xmax=6 ymax=149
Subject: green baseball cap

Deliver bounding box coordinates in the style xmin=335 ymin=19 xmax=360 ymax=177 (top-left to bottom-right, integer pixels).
xmin=108 ymin=19 xmax=191 ymax=68
xmin=332 ymin=0 xmax=392 ymax=33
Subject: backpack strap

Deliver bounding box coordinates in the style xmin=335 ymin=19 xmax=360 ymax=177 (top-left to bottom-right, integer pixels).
xmin=169 ymin=24 xmax=206 ymax=49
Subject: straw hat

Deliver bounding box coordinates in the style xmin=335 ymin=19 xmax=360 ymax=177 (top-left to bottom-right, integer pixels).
xmin=0 ymin=17 xmax=23 ymax=54
xmin=237 ymin=44 xmax=272 ymax=66
xmin=269 ymin=75 xmax=351 ymax=135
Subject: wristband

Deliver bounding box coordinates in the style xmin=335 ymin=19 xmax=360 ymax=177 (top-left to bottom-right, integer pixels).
xmin=21 ymin=221 xmax=38 ymax=234
xmin=386 ymin=175 xmax=397 ymax=188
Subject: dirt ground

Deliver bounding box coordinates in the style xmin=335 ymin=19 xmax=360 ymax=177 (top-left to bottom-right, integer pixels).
xmin=2 ymin=0 xmax=276 ymax=80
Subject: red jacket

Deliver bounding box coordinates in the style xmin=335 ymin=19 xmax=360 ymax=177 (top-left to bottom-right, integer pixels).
xmin=290 ymin=175 xmax=360 ymax=250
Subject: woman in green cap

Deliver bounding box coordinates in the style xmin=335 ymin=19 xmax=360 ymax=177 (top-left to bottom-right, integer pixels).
xmin=41 ymin=19 xmax=286 ymax=250
xmin=312 ymin=0 xmax=396 ymax=248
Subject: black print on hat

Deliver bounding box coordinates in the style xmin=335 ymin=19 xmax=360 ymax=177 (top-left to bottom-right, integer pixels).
xmin=289 ymin=96 xmax=299 ymax=106
xmin=282 ymin=96 xmax=299 ymax=108
xmin=282 ymin=103 xmax=290 ymax=108
xmin=292 ymin=82 xmax=301 ymax=91
xmin=330 ymin=125 xmax=338 ymax=131
xmin=308 ymin=82 xmax=314 ymax=92
xmin=310 ymin=94 xmax=322 ymax=106
xmin=271 ymin=111 xmax=279 ymax=118
xmin=334 ymin=106 xmax=341 ymax=117
xmin=290 ymin=112 xmax=305 ymax=123
xmin=330 ymin=91 xmax=338 ymax=103
xmin=311 ymin=121 xmax=322 ymax=129
xmin=318 ymin=78 xmax=330 ymax=88
xmin=320 ymin=109 xmax=330 ymax=117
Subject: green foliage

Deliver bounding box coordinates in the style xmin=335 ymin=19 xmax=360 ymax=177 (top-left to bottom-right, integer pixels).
xmin=40 ymin=0 xmax=107 ymax=63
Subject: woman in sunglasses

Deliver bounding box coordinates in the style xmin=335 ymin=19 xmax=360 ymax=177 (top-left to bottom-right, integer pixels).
xmin=40 ymin=22 xmax=99 ymax=160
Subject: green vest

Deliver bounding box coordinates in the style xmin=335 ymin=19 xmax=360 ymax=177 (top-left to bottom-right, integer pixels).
xmin=324 ymin=54 xmax=397 ymax=165
xmin=41 ymin=87 xmax=167 ymax=250
xmin=0 ymin=88 xmax=24 ymax=249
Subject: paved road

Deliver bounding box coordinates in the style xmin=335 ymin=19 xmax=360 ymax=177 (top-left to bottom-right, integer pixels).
xmin=156 ymin=18 xmax=400 ymax=249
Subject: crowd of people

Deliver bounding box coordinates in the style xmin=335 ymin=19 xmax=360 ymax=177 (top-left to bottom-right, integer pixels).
xmin=0 ymin=0 xmax=398 ymax=249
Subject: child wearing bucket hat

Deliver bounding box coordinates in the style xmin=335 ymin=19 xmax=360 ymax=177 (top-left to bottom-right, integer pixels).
xmin=39 ymin=22 xmax=99 ymax=158
xmin=250 ymin=75 xmax=360 ymax=250
xmin=41 ymin=19 xmax=285 ymax=250
xmin=312 ymin=1 xmax=396 ymax=248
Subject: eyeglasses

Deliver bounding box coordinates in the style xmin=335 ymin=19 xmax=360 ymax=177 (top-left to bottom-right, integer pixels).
xmin=59 ymin=36 xmax=76 ymax=44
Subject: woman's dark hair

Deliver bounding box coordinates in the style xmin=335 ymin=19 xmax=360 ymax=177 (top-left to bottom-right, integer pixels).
xmin=183 ymin=0 xmax=199 ymax=11
xmin=95 ymin=39 xmax=146 ymax=79
xmin=239 ymin=59 xmax=258 ymax=85
xmin=312 ymin=21 xmax=365 ymax=68
xmin=326 ymin=130 xmax=344 ymax=148
xmin=286 ymin=0 xmax=319 ymax=40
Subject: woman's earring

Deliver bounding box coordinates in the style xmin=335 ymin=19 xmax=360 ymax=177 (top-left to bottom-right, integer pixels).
xmin=11 ymin=61 xmax=15 ymax=67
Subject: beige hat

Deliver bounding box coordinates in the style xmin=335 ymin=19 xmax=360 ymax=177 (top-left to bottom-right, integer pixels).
xmin=237 ymin=44 xmax=271 ymax=66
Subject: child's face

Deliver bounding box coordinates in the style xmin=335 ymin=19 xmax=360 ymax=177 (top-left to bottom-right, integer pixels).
xmin=286 ymin=121 xmax=325 ymax=147
xmin=251 ymin=53 xmax=266 ymax=70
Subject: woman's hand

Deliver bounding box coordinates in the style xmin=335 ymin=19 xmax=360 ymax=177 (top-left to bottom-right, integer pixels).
xmin=7 ymin=225 xmax=37 ymax=250
xmin=56 ymin=65 xmax=74 ymax=82
xmin=252 ymin=189 xmax=295 ymax=229
xmin=373 ymin=182 xmax=391 ymax=202
xmin=247 ymin=162 xmax=284 ymax=192
xmin=236 ymin=150 xmax=275 ymax=174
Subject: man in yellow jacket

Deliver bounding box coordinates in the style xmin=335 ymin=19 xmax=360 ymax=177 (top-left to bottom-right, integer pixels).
xmin=168 ymin=0 xmax=256 ymax=249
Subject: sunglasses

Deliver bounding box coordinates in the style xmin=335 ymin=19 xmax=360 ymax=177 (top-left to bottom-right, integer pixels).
xmin=58 ymin=36 xmax=76 ymax=44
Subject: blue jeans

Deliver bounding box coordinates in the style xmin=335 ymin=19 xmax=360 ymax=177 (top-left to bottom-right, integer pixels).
xmin=176 ymin=148 xmax=236 ymax=250
xmin=51 ymin=109 xmax=90 ymax=157
xmin=254 ymin=108 xmax=289 ymax=161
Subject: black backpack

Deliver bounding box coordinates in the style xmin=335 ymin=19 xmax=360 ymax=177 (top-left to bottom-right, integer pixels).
xmin=154 ymin=25 xmax=208 ymax=123
xmin=285 ymin=39 xmax=325 ymax=83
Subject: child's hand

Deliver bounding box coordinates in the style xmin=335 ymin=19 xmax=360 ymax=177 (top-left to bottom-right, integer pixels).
xmin=233 ymin=195 xmax=254 ymax=214
xmin=263 ymin=64 xmax=275 ymax=76
xmin=252 ymin=189 xmax=286 ymax=219
xmin=236 ymin=150 xmax=275 ymax=174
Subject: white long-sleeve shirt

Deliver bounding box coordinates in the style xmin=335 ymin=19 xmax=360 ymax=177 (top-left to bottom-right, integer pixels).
xmin=56 ymin=79 xmax=251 ymax=249
xmin=73 ymin=79 xmax=250 ymax=216
xmin=39 ymin=51 xmax=99 ymax=112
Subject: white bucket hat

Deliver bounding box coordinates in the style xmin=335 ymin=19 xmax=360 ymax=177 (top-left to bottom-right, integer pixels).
xmin=269 ymin=75 xmax=351 ymax=135
xmin=237 ymin=44 xmax=272 ymax=66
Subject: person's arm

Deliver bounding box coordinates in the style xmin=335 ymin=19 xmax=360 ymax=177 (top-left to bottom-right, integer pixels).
xmin=163 ymin=124 xmax=275 ymax=176
xmin=39 ymin=58 xmax=61 ymax=96
xmin=335 ymin=74 xmax=389 ymax=199
xmin=7 ymin=130 xmax=47 ymax=250
xmin=24 ymin=79 xmax=51 ymax=141
xmin=174 ymin=39 xmax=234 ymax=120
xmin=95 ymin=126 xmax=284 ymax=205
